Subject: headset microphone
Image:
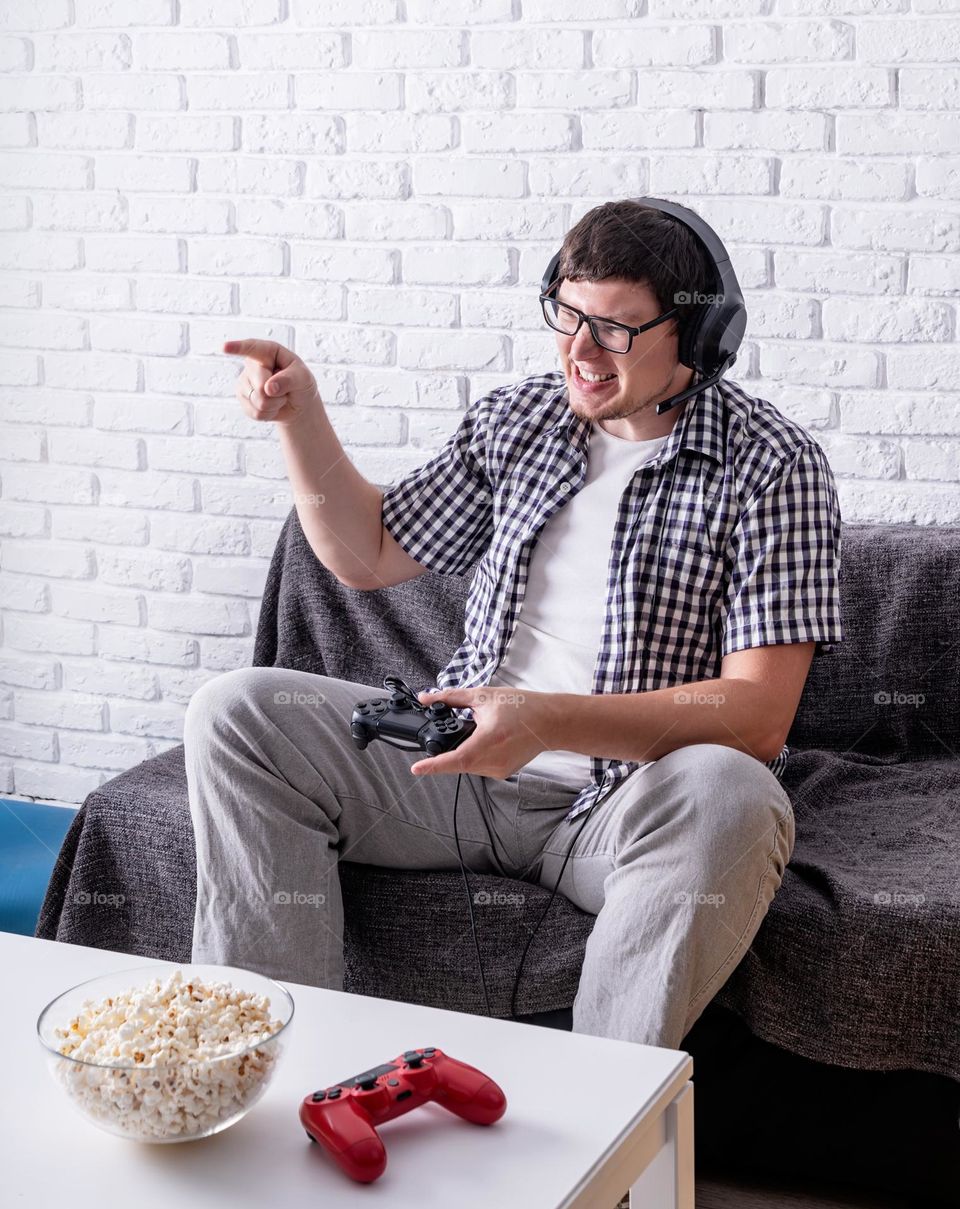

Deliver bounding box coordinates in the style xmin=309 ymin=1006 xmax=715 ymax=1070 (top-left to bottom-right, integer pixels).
xmin=653 ymin=351 xmax=737 ymax=415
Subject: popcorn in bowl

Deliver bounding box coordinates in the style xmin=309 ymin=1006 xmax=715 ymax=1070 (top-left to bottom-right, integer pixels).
xmin=36 ymin=964 xmax=295 ymax=1142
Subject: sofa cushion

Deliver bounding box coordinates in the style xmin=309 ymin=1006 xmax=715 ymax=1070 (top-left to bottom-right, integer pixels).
xmin=786 ymin=522 xmax=960 ymax=760
xmin=713 ymin=747 xmax=960 ymax=1080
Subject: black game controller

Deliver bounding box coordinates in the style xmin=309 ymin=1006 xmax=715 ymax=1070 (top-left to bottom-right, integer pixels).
xmin=351 ymin=675 xmax=476 ymax=758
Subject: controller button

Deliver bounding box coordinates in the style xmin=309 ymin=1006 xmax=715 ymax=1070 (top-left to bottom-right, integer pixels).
xmin=311 ymin=1091 xmax=327 ymax=1102
xmin=387 ymin=1078 xmax=400 ymax=1086
xmin=405 ymin=1055 xmax=424 ymax=1069
xmin=423 ymin=1048 xmax=436 ymax=1056
xmin=358 ymin=1077 xmax=378 ymax=1091
xmin=402 ymin=1050 xmax=419 ymax=1060
xmin=327 ymin=1088 xmax=342 ymax=1099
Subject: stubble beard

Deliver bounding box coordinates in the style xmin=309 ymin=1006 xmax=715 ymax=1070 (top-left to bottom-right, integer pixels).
xmin=567 ymin=378 xmax=678 ymax=423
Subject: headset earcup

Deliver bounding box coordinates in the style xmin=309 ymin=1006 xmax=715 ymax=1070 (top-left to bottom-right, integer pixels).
xmin=676 ymin=306 xmax=703 ymax=370
xmin=541 ymin=249 xmax=563 ymax=298
xmin=696 ymin=298 xmax=746 ymax=371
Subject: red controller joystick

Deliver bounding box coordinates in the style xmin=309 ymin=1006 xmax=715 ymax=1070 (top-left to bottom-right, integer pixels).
xmin=299 ymin=1047 xmax=507 ymax=1183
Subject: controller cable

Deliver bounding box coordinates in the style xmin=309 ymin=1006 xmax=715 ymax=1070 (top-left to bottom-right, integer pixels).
xmin=454 ymin=770 xmax=626 ymax=1021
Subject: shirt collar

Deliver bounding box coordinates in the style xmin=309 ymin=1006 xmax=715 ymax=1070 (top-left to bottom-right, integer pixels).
xmin=548 ymin=370 xmax=727 ymax=469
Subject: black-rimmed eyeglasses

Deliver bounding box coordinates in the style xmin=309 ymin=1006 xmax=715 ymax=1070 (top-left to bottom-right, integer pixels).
xmin=539 ymin=284 xmax=679 ymax=355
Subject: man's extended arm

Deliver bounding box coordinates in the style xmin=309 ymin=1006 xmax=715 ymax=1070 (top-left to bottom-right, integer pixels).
xmin=415 ymin=643 xmax=817 ymax=779
xmin=223 ymin=338 xmax=428 ymax=590
xmin=540 ymin=641 xmax=817 ymax=766
xmin=278 ymin=400 xmax=428 ymax=590
xmin=540 ymin=677 xmax=780 ymax=766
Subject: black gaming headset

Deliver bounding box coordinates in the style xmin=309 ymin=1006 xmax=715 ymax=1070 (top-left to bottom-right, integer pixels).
xmin=540 ymin=196 xmax=747 ymax=414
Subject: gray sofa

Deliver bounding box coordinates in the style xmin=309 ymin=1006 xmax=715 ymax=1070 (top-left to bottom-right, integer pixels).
xmin=37 ymin=512 xmax=960 ymax=1203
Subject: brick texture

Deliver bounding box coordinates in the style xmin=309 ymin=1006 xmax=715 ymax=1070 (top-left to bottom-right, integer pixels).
xmin=1 ymin=6 xmax=958 ymax=801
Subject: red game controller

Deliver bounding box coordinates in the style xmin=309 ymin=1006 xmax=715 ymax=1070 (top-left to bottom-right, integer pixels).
xmin=299 ymin=1046 xmax=507 ymax=1183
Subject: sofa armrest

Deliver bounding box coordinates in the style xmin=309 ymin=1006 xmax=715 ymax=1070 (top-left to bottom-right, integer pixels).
xmin=35 ymin=745 xmax=195 ymax=962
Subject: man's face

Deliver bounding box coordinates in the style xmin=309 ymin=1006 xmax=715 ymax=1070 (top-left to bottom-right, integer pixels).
xmin=553 ymin=276 xmax=693 ymax=429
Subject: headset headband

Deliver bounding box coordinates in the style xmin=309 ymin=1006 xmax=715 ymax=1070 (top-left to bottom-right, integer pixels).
xmin=540 ymin=196 xmax=746 ymax=377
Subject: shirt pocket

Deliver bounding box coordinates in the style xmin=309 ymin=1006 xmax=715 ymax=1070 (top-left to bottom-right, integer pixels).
xmin=656 ymin=536 xmax=726 ymax=588
xmin=641 ymin=537 xmax=728 ymax=665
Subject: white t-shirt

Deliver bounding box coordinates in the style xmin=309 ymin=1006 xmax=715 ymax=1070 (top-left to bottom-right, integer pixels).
xmin=488 ymin=420 xmax=670 ymax=786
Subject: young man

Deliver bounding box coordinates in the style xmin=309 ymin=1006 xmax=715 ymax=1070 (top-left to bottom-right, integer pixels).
xmin=186 ymin=198 xmax=843 ymax=1050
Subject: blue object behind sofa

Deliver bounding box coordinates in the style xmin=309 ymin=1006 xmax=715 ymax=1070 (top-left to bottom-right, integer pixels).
xmin=0 ymin=799 xmax=78 ymax=936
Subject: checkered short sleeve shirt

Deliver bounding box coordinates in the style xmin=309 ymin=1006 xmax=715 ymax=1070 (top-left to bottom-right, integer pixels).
xmin=381 ymin=370 xmax=844 ymax=820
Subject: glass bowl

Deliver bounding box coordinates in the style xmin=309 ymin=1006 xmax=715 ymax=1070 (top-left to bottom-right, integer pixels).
xmin=36 ymin=963 xmax=295 ymax=1143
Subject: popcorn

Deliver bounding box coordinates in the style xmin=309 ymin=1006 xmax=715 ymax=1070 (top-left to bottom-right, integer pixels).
xmin=49 ymin=969 xmax=285 ymax=1141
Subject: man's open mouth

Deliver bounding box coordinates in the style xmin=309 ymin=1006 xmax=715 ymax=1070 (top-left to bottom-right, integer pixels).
xmin=572 ymin=363 xmax=618 ymax=391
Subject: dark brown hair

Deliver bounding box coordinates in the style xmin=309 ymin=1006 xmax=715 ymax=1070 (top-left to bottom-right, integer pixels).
xmin=556 ymin=198 xmax=715 ymax=338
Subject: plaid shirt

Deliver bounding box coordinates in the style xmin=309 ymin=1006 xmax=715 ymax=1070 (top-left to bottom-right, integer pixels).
xmin=381 ymin=370 xmax=844 ymax=821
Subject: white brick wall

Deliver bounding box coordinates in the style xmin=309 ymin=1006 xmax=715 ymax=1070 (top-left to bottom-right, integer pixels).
xmin=1 ymin=2 xmax=959 ymax=804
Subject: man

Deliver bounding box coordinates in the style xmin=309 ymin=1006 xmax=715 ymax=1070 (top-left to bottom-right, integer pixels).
xmin=186 ymin=198 xmax=843 ymax=1049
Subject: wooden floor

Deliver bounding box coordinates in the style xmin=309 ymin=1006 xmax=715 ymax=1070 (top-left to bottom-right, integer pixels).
xmin=613 ymin=1168 xmax=922 ymax=1208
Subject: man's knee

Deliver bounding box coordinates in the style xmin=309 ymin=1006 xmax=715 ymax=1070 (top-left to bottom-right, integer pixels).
xmin=186 ymin=667 xmax=253 ymax=720
xmin=670 ymin=743 xmax=790 ymax=809
xmin=651 ymin=743 xmax=793 ymax=861
xmin=184 ymin=667 xmax=323 ymax=739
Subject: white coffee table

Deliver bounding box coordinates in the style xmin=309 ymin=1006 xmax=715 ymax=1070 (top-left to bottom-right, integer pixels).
xmin=1 ymin=932 xmax=693 ymax=1208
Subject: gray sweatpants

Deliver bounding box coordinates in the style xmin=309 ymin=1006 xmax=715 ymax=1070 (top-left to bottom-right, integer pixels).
xmin=185 ymin=666 xmax=794 ymax=1050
